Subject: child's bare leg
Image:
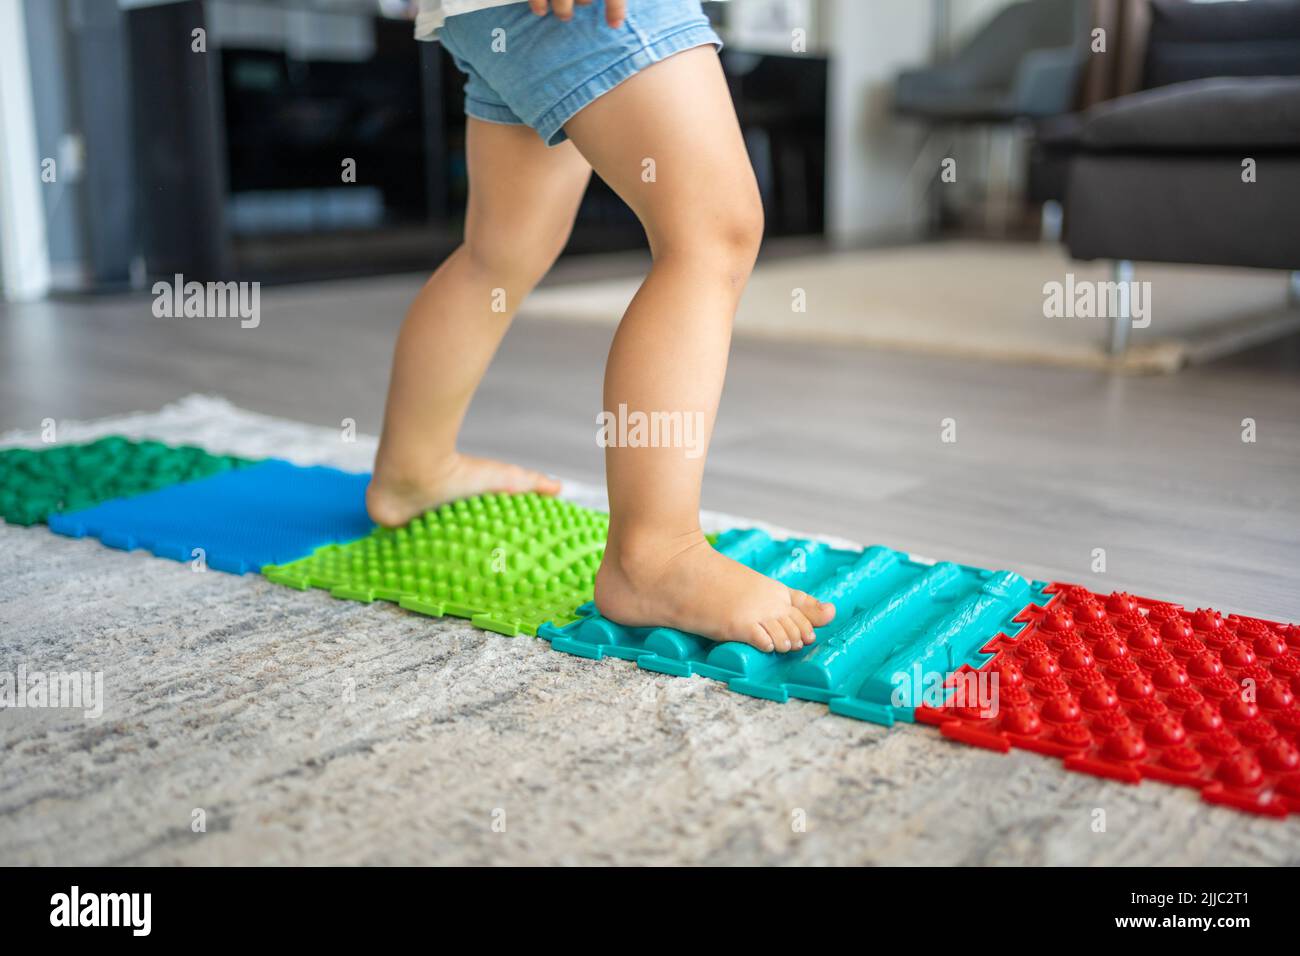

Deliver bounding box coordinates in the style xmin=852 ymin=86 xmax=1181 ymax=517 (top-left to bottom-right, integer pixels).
xmin=566 ymin=47 xmax=835 ymax=652
xmin=368 ymin=119 xmax=592 ymax=527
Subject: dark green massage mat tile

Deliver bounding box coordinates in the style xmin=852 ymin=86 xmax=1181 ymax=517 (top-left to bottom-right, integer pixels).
xmin=263 ymin=492 xmax=608 ymax=636
xmin=0 ymin=436 xmax=254 ymax=527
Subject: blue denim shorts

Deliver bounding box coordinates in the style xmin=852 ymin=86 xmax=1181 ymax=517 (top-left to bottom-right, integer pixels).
xmin=438 ymin=1 xmax=722 ymax=147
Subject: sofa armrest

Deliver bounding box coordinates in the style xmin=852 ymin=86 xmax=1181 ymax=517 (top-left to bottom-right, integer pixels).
xmin=1079 ymin=77 xmax=1300 ymax=151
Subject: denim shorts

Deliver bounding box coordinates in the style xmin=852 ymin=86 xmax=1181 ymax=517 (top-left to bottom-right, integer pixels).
xmin=438 ymin=1 xmax=722 ymax=147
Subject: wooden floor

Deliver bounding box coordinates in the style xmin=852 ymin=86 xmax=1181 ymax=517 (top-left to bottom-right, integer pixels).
xmin=2 ymin=262 xmax=1298 ymax=620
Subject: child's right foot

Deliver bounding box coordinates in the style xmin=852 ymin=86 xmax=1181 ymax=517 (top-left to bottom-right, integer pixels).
xmin=366 ymin=452 xmax=560 ymax=527
xmin=594 ymin=531 xmax=835 ymax=653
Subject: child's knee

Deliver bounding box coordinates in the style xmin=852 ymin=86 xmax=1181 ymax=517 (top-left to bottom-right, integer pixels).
xmin=713 ymin=193 xmax=764 ymax=263
xmin=463 ymin=219 xmax=570 ymax=286
xmin=655 ymin=190 xmax=764 ymax=275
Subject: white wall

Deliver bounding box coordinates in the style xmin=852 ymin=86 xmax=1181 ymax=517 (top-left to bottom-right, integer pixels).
xmin=0 ymin=0 xmax=51 ymax=300
xmin=950 ymin=0 xmax=1016 ymax=48
xmin=823 ymin=0 xmax=934 ymax=244
xmin=822 ymin=0 xmax=1026 ymax=244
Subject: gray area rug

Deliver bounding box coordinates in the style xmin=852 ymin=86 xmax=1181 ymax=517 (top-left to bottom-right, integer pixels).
xmin=522 ymin=241 xmax=1300 ymax=373
xmin=2 ymin=397 xmax=1296 ymax=865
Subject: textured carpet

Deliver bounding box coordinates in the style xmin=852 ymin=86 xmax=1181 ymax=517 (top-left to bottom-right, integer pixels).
xmin=2 ymin=397 xmax=1297 ymax=865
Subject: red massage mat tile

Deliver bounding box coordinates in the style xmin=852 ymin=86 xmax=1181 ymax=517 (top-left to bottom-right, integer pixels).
xmin=917 ymin=584 xmax=1300 ymax=817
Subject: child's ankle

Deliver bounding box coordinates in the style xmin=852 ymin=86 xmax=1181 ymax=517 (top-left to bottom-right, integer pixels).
xmin=604 ymin=524 xmax=708 ymax=573
xmin=373 ymin=450 xmax=458 ymax=487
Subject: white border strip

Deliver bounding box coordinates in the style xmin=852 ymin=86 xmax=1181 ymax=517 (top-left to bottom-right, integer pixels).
xmin=1 ymin=394 xmax=908 ymax=557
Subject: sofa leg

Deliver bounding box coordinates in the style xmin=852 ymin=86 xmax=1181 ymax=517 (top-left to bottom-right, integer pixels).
xmin=1040 ymin=200 xmax=1063 ymax=243
xmin=985 ymin=125 xmax=1018 ymax=236
xmin=1108 ymin=260 xmax=1135 ymax=356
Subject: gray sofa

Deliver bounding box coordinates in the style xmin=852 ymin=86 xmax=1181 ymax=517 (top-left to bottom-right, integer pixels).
xmin=1066 ymin=76 xmax=1300 ymax=270
xmin=1049 ymin=0 xmax=1300 ymax=352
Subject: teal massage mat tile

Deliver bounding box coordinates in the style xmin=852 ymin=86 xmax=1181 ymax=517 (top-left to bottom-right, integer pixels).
xmin=539 ymin=528 xmax=1051 ymax=725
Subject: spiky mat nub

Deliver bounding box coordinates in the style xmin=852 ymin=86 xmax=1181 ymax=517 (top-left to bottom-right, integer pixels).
xmin=264 ymin=492 xmax=607 ymax=636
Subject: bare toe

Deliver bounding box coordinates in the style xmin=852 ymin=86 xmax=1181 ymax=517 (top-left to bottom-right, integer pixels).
xmin=510 ymin=465 xmax=559 ymax=495
xmin=778 ymin=615 xmax=804 ymax=651
xmin=790 ymin=607 xmax=816 ymax=645
xmin=763 ymin=618 xmax=792 ymax=653
xmin=748 ymin=622 xmax=775 ymax=652
xmin=792 ymin=589 xmax=835 ymax=627
xmin=491 ymin=463 xmax=556 ymax=495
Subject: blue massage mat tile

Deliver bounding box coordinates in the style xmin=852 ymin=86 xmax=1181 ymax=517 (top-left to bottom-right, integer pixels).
xmin=48 ymin=459 xmax=373 ymax=574
xmin=539 ymin=528 xmax=1052 ymax=726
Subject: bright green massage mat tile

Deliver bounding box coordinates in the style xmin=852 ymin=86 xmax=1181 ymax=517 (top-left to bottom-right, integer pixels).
xmin=262 ymin=492 xmax=608 ymax=636
xmin=0 ymin=436 xmax=254 ymax=527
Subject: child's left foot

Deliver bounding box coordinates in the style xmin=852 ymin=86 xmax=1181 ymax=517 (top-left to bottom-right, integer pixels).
xmin=366 ymin=452 xmax=560 ymax=527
